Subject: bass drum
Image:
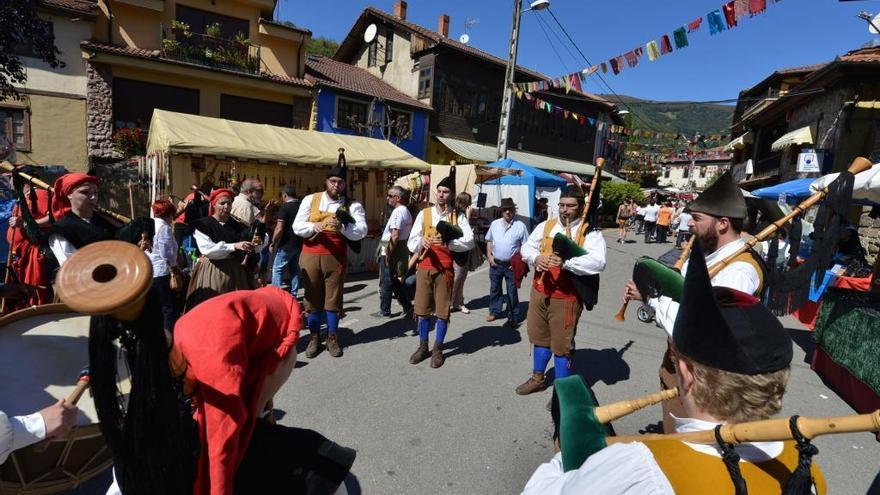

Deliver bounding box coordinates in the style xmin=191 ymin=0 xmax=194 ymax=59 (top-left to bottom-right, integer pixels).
xmin=0 ymin=304 xmax=125 ymax=495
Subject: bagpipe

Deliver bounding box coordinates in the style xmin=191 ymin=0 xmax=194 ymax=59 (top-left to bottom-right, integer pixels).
xmin=307 ymin=148 xmax=362 ymax=253
xmin=554 ymin=376 xmax=880 ymax=493
xmin=615 ymin=157 xmax=874 ymax=321
xmin=416 ymin=164 xmax=465 ymax=261
xmin=537 ymin=158 xmax=605 ymax=310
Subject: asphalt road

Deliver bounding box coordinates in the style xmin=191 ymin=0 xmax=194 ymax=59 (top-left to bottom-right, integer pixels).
xmin=69 ymin=229 xmax=879 ymax=494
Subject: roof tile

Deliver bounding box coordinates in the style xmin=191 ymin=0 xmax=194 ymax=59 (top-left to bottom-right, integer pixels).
xmin=40 ymin=0 xmax=97 ymax=15
xmin=305 ymin=55 xmax=431 ymax=111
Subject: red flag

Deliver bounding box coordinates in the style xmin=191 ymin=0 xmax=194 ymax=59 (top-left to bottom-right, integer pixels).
xmin=570 ymin=73 xmax=582 ymax=93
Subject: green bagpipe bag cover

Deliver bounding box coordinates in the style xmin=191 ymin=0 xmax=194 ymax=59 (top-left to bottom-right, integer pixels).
xmin=632 ymin=256 xmax=684 ymax=302
xmin=556 ymin=376 xmax=609 ymax=472
xmin=551 ymin=233 xmax=600 ymax=310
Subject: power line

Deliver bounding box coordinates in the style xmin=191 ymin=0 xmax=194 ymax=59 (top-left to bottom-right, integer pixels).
xmin=531 ymin=10 xmax=583 ymax=71
xmin=542 ymin=8 xmax=654 ymax=131
xmin=528 ymin=10 xmax=574 ymax=75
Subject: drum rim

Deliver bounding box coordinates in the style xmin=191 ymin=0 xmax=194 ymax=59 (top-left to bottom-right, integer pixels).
xmin=0 ymin=303 xmax=75 ymax=328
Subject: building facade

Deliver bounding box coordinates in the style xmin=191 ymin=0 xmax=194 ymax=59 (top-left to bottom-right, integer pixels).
xmin=333 ymin=2 xmax=623 ymax=175
xmin=1 ymin=0 xmax=97 ymax=171
xmin=83 ymin=0 xmax=314 ymax=161
xmin=305 ymin=55 xmax=431 ymax=159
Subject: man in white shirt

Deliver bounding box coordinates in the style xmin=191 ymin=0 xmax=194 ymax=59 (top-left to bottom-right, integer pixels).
xmin=1 ymin=400 xmax=77 ymax=465
xmin=674 ymin=210 xmax=693 ymax=248
xmin=374 ymin=185 xmax=413 ymax=318
xmin=406 ymin=170 xmax=474 ymax=369
xmin=230 ymin=178 xmax=263 ymax=227
xmin=485 ymin=198 xmax=529 ymax=328
xmin=523 ymin=244 xmax=818 ymax=494
xmin=623 ymin=171 xmax=763 ymax=432
xmin=642 ymin=198 xmax=660 ymax=243
xmin=293 ymin=158 xmax=367 ymax=359
xmin=516 ymin=186 xmax=607 ymax=396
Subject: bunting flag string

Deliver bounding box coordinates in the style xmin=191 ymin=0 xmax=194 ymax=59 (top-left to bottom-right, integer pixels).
xmin=514 ymin=0 xmax=783 ymax=93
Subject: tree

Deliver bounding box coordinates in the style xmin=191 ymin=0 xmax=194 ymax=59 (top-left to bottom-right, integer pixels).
xmin=305 ymin=36 xmax=340 ymax=58
xmin=0 ymin=0 xmax=64 ymax=99
xmin=602 ymin=181 xmax=645 ymax=218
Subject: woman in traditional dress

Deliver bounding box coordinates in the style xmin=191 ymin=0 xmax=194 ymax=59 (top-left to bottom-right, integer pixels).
xmin=147 ymin=199 xmax=180 ymax=332
xmin=47 ymin=173 xmax=116 ymax=267
xmin=184 ymin=188 xmax=261 ymax=310
xmin=6 ymin=166 xmax=52 ymax=308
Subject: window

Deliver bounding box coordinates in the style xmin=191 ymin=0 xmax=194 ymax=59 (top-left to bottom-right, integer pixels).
xmin=682 ymin=166 xmax=689 ymax=178
xmin=221 ymin=94 xmax=293 ymax=127
xmin=176 ymin=5 xmax=248 ymax=39
xmin=336 ymin=98 xmax=368 ymax=130
xmin=385 ymin=28 xmax=394 ymax=64
xmin=113 ymin=78 xmax=199 ymax=129
xmin=367 ymin=40 xmax=377 ymax=67
xmin=388 ymin=108 xmax=412 ymax=140
xmin=663 ymin=167 xmax=670 ymax=178
xmin=699 ymin=166 xmax=707 ymax=178
xmin=418 ymin=67 xmax=432 ymax=98
xmin=0 ymin=107 xmax=30 ymax=151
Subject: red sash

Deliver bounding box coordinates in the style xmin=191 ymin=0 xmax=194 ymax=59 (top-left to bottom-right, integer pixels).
xmin=417 ymin=206 xmax=455 ymax=272
xmin=533 ymin=218 xmax=580 ymax=300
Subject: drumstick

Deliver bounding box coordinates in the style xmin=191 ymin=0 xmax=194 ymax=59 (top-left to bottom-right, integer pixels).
xmin=31 ymin=371 xmax=90 ymax=453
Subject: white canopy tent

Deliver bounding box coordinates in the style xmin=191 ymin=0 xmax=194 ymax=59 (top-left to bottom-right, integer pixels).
xmin=810 ymin=162 xmax=880 ymax=204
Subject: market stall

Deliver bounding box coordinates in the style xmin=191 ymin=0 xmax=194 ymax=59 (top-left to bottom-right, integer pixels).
xmin=475 ymin=159 xmax=566 ymax=225
xmin=145 ymin=109 xmax=431 ymax=273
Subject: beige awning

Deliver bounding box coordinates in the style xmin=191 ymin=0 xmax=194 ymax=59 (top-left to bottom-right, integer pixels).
xmin=770 ymin=125 xmax=814 ymax=152
xmin=146 ymin=109 xmax=430 ymax=170
xmin=723 ymin=131 xmax=753 ymax=152
xmin=434 ymin=136 xmax=623 ymax=181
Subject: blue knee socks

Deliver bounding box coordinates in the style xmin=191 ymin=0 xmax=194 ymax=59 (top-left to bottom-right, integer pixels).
xmin=435 ymin=319 xmax=448 ymax=345
xmin=325 ymin=310 xmax=339 ymax=334
xmin=418 ymin=316 xmax=434 ymax=342
xmin=554 ymin=354 xmax=571 ymax=379
xmin=307 ymin=312 xmax=321 ymax=335
xmin=533 ymin=346 xmax=552 ymax=374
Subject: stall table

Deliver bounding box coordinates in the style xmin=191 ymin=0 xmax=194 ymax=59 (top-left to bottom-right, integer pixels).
xmin=811 ymin=288 xmax=880 ymax=413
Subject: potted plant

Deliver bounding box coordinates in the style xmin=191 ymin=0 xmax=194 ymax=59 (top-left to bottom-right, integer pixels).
xmin=232 ymin=31 xmax=252 ymax=49
xmin=169 ymin=19 xmax=191 ymax=38
xmin=112 ymin=127 xmax=147 ymax=158
xmin=205 ymin=22 xmax=223 ymax=40
xmin=161 ymin=38 xmax=180 ymax=55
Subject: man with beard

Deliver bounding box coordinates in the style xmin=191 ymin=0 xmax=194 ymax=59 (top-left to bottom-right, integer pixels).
xmin=622 ymin=171 xmax=763 ymax=433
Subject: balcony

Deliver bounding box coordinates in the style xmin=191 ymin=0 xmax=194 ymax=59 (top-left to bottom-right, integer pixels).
xmin=161 ymin=25 xmax=261 ymax=75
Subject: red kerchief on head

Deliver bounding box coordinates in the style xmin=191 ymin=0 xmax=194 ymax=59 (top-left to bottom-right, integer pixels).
xmin=51 ymin=173 xmax=101 ymax=219
xmin=174 ymin=286 xmax=301 ymax=495
xmin=208 ymin=188 xmax=234 ymax=216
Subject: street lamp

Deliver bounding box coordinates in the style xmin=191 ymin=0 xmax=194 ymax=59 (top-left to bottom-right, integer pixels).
xmin=495 ymin=0 xmax=550 ymax=160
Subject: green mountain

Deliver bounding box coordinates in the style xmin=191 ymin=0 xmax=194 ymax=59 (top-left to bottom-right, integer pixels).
xmin=600 ymin=94 xmax=735 ymax=135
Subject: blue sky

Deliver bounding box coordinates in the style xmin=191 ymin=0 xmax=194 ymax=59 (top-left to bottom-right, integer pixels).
xmin=279 ymin=0 xmax=875 ymax=103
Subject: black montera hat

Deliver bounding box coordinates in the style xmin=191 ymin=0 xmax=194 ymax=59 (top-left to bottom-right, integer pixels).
xmin=560 ymin=184 xmax=585 ymax=200
xmin=500 ymin=198 xmax=516 ymax=209
xmin=437 ymin=165 xmax=456 ymax=193
xmin=327 ymin=148 xmax=347 ymax=180
xmin=672 ymin=241 xmax=792 ymax=375
xmin=686 ymin=171 xmax=747 ymax=219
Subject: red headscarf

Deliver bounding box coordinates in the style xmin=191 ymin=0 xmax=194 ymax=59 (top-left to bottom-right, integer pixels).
xmin=208 ymin=188 xmax=234 ymax=216
xmin=174 ymin=286 xmax=302 ymax=495
xmin=51 ymin=173 xmax=102 ymax=219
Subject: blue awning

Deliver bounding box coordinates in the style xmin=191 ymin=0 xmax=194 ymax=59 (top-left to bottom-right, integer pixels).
xmin=481 ymin=158 xmax=568 ymax=188
xmin=751 ymin=178 xmax=815 ymax=204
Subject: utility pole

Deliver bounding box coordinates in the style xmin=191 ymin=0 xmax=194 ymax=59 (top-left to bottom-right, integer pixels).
xmin=496 ymin=0 xmax=523 ymax=161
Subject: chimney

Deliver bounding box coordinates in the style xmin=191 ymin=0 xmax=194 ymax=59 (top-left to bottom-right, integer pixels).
xmin=438 ymin=14 xmax=450 ymax=38
xmin=393 ymin=1 xmax=407 ymax=20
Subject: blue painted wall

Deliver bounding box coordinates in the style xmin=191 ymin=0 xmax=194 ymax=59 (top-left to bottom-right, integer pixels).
xmin=314 ymin=89 xmax=428 ymax=160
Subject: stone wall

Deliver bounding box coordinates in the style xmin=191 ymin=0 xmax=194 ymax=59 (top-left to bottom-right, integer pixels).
xmin=86 ymin=63 xmax=120 ymax=160
xmin=780 ymin=86 xmax=853 ymax=182
xmin=860 ymin=208 xmax=880 ymax=263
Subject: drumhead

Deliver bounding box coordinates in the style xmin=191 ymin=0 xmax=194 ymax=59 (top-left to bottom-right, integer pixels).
xmin=0 ymin=304 xmax=129 ymax=425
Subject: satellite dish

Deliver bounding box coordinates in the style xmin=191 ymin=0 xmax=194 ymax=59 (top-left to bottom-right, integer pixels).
xmin=459 ymin=33 xmax=470 ymax=44
xmin=364 ymin=24 xmax=378 ymax=43
xmin=871 ymin=13 xmax=880 ymax=34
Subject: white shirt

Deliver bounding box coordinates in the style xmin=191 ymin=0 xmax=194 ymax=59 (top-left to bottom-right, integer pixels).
xmin=147 ymin=218 xmax=178 ymax=277
xmin=637 ymin=206 xmax=646 ymax=217
xmin=193 ymin=222 xmax=267 ymax=260
xmin=381 ymin=204 xmax=413 ymax=242
xmin=643 ymin=204 xmax=660 ymax=222
xmin=486 ymin=218 xmax=530 ymax=262
xmin=1 ymin=411 xmax=46 ymax=464
xmin=521 ymin=218 xmax=607 ymax=276
xmin=292 ymin=192 xmax=368 ymax=241
xmin=675 ymin=212 xmax=692 ymax=232
xmin=648 ymin=238 xmax=761 ymax=336
xmin=406 ymin=205 xmax=475 ymax=253
xmin=521 ymin=415 xmax=783 ymax=495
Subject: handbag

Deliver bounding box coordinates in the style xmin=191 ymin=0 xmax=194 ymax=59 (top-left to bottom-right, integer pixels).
xmin=168 ymin=263 xmax=185 ymax=292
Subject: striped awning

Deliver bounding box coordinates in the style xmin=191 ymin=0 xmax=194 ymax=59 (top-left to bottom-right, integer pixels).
xmin=770 ymin=125 xmax=814 ymax=152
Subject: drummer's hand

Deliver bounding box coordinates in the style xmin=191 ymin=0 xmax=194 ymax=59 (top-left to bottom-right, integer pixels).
xmin=40 ymin=399 xmax=78 ymax=439
xmin=235 ymin=241 xmax=254 ymax=253
xmin=623 ymin=280 xmax=643 ymax=302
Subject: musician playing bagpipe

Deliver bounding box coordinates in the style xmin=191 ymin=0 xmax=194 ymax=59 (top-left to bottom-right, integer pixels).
xmin=184 ymin=188 xmax=262 ymax=310
xmin=516 ymin=184 xmax=607 ymax=396
xmin=406 ymin=166 xmax=474 ymax=369
xmin=524 ymin=241 xmax=827 ymax=495
xmin=47 ymin=173 xmax=121 ymax=266
xmin=293 ymin=150 xmax=367 ymax=359
xmin=623 ymin=171 xmax=764 ymax=432
xmin=6 ymin=166 xmax=52 ymax=307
